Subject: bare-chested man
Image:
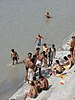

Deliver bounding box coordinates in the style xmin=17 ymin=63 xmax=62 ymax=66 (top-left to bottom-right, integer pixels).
xmin=67 ymin=36 xmax=75 ymax=48
xmin=23 ymin=53 xmax=35 ymax=83
xmin=52 ymin=60 xmax=63 ymax=75
xmin=69 ymin=47 xmax=75 ymax=64
xmin=70 ymin=47 xmax=74 ymax=57
xmin=34 ymin=47 xmax=40 ymax=57
xmin=73 ymin=45 xmax=75 ymax=63
xmin=39 ymin=76 xmax=49 ymax=90
xmin=33 ymin=77 xmax=39 ymax=89
xmin=35 ymin=34 xmax=43 ymax=47
xmin=24 ymin=81 xmax=38 ymax=100
xmin=67 ymin=54 xmax=74 ymax=68
xmin=11 ymin=49 xmax=19 ymax=65
xmin=36 ymin=51 xmax=47 ymax=76
xmin=33 ymin=76 xmax=42 ymax=93
xmin=45 ymin=12 xmax=52 ymax=19
xmin=63 ymin=56 xmax=71 ymax=69
xmin=42 ymin=43 xmax=48 ymax=53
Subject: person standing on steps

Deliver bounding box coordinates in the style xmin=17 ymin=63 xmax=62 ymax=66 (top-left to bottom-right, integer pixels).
xmin=42 ymin=43 xmax=48 ymax=53
xmin=48 ymin=48 xmax=53 ymax=66
xmin=23 ymin=53 xmax=35 ymax=83
xmin=67 ymin=36 xmax=75 ymax=49
xmin=36 ymin=51 xmax=47 ymax=76
xmin=51 ymin=44 xmax=56 ymax=58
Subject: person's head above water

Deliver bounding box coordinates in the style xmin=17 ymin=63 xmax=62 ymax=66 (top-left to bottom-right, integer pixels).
xmin=47 ymin=12 xmax=49 ymax=15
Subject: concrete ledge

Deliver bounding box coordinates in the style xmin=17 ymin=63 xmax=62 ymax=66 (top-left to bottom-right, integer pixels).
xmin=9 ymin=64 xmax=75 ymax=100
xmin=9 ymin=32 xmax=75 ymax=100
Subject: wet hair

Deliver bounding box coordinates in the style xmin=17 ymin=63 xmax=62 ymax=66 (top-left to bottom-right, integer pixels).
xmin=33 ymin=76 xmax=36 ymax=80
xmin=43 ymin=43 xmax=47 ymax=46
xmin=56 ymin=60 xmax=59 ymax=64
xmin=72 ymin=36 xmax=74 ymax=38
xmin=47 ymin=12 xmax=49 ymax=15
xmin=31 ymin=55 xmax=36 ymax=63
xmin=52 ymin=44 xmax=55 ymax=47
xmin=72 ymin=36 xmax=75 ymax=38
xmin=67 ymin=54 xmax=71 ymax=58
xmin=30 ymin=81 xmax=35 ymax=86
xmin=63 ymin=56 xmax=68 ymax=61
xmin=33 ymin=55 xmax=36 ymax=58
xmin=36 ymin=47 xmax=40 ymax=51
xmin=74 ymin=36 xmax=75 ymax=38
xmin=11 ymin=49 xmax=14 ymax=52
xmin=38 ymin=34 xmax=40 ymax=37
xmin=70 ymin=48 xmax=74 ymax=52
xmin=39 ymin=76 xmax=44 ymax=79
xmin=28 ymin=52 xmax=32 ymax=58
xmin=42 ymin=51 xmax=45 ymax=56
xmin=49 ymin=48 xmax=52 ymax=52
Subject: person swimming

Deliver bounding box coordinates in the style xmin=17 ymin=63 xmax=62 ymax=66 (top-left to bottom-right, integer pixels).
xmin=45 ymin=12 xmax=52 ymax=18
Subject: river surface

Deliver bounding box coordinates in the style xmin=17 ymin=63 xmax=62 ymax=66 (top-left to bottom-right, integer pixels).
xmin=0 ymin=0 xmax=75 ymax=99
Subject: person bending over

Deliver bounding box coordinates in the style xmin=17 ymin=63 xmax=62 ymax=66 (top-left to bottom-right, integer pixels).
xmin=38 ymin=76 xmax=49 ymax=90
xmin=24 ymin=81 xmax=38 ymax=100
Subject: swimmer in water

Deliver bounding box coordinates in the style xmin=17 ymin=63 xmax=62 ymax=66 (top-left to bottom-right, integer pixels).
xmin=45 ymin=12 xmax=52 ymax=18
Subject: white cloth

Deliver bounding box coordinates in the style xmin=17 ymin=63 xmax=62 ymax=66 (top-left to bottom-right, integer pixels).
xmin=36 ymin=60 xmax=41 ymax=66
xmin=28 ymin=68 xmax=34 ymax=82
xmin=36 ymin=60 xmax=41 ymax=68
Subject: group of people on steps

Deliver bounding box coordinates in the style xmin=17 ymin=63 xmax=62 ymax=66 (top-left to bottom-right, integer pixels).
xmin=10 ymin=34 xmax=75 ymax=100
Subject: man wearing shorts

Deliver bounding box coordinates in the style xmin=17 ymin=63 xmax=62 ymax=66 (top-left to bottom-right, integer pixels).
xmin=52 ymin=60 xmax=63 ymax=75
xmin=35 ymin=34 xmax=43 ymax=47
xmin=11 ymin=49 xmax=19 ymax=65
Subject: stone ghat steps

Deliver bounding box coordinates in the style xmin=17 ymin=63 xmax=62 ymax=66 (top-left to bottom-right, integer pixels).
xmin=9 ymin=31 xmax=75 ymax=100
xmin=46 ymin=65 xmax=75 ymax=100
xmin=9 ymin=64 xmax=75 ymax=100
xmin=9 ymin=51 xmax=71 ymax=100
